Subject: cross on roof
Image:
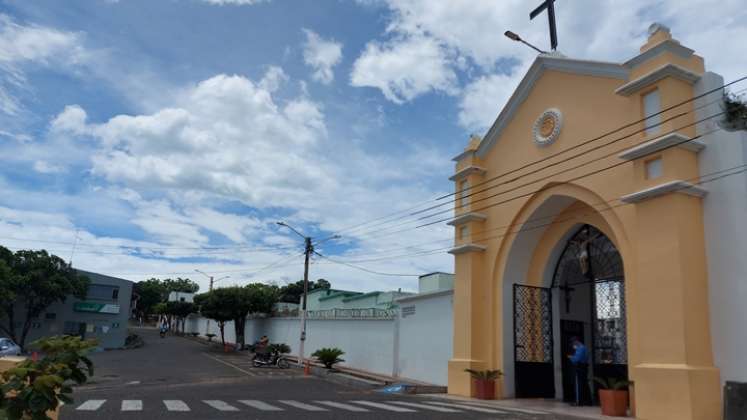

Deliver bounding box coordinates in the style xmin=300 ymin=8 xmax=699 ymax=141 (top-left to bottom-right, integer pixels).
xmin=530 ymin=0 xmax=558 ymax=51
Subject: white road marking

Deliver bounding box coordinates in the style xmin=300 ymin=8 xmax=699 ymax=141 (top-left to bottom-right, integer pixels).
xmin=387 ymin=400 xmax=462 ymax=412
xmin=315 ymin=401 xmax=370 ymax=412
xmin=203 ymin=400 xmax=240 ymax=411
xmin=202 ymin=353 xmax=256 ymax=376
xmin=424 ymin=401 xmax=509 ymax=413
xmin=351 ymin=401 xmax=417 ymax=412
xmin=277 ymin=400 xmax=328 ymax=411
xmin=163 ymin=400 xmax=191 ymax=412
xmin=76 ymin=400 xmax=106 ymax=411
xmin=121 ymin=400 xmax=142 ymax=411
xmin=238 ymin=400 xmax=284 ymax=411
xmin=450 ymin=401 xmax=548 ymax=415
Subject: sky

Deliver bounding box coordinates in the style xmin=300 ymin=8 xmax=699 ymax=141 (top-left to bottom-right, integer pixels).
xmin=0 ymin=0 xmax=745 ymax=293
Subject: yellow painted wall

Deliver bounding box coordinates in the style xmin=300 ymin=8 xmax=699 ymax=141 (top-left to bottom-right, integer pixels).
xmin=449 ymin=29 xmax=721 ymax=420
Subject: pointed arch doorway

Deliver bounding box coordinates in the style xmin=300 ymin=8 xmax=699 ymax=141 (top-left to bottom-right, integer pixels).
xmin=513 ymin=224 xmax=629 ymax=401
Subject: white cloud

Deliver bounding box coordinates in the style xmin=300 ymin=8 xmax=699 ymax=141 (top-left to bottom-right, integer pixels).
xmin=0 ymin=14 xmax=86 ymax=116
xmin=458 ymin=70 xmax=526 ymax=131
xmin=351 ymin=35 xmax=458 ymax=104
xmin=32 ymin=160 xmax=64 ymax=174
xmin=302 ymin=29 xmax=343 ymax=84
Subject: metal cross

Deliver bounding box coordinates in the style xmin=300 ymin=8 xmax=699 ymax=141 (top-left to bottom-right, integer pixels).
xmin=530 ymin=0 xmax=558 ymax=51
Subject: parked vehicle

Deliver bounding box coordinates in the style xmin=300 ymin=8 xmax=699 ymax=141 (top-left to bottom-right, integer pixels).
xmin=252 ymin=347 xmax=290 ymax=369
xmin=0 ymin=338 xmax=22 ymax=357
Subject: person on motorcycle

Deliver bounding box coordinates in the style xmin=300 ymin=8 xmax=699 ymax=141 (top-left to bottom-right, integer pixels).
xmin=254 ymin=335 xmax=270 ymax=359
xmin=159 ymin=321 xmax=168 ymax=338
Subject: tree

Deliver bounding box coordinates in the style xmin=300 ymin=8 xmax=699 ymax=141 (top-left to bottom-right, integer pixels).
xmin=195 ymin=284 xmax=277 ymax=349
xmin=134 ymin=277 xmax=199 ymax=318
xmin=164 ymin=301 xmax=197 ymax=334
xmin=0 ymin=247 xmax=90 ymax=349
xmin=277 ymin=279 xmax=331 ymax=303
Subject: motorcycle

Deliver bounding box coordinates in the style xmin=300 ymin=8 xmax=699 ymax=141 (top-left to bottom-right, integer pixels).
xmin=252 ymin=348 xmax=290 ymax=369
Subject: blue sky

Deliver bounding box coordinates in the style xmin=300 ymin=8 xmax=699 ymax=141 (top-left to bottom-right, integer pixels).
xmin=0 ymin=0 xmax=744 ymax=292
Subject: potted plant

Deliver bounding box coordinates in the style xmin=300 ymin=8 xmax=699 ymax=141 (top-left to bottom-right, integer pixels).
xmin=465 ymin=369 xmax=502 ymax=400
xmin=0 ymin=336 xmax=97 ymax=420
xmin=205 ymin=333 xmax=216 ymax=342
xmin=311 ymin=348 xmax=345 ymax=369
xmin=594 ymin=377 xmax=631 ymax=417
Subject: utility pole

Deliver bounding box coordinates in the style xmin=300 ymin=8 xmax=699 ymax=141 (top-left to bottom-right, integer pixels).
xmin=299 ymin=236 xmax=312 ymax=367
xmin=277 ymin=222 xmax=318 ymax=367
xmin=195 ymin=270 xmax=229 ymax=336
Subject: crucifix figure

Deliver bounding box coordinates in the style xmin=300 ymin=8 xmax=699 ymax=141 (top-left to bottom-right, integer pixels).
xmin=530 ymin=0 xmax=558 ymax=51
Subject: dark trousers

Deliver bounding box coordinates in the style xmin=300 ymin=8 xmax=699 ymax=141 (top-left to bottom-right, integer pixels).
xmin=573 ymin=363 xmax=592 ymax=406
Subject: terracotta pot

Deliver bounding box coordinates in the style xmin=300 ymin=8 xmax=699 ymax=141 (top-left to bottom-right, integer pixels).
xmin=472 ymin=378 xmax=496 ymax=400
xmin=599 ymin=389 xmax=629 ymax=417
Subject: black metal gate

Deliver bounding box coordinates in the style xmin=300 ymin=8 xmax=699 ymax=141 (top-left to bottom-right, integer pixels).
xmin=591 ymin=277 xmax=628 ymax=397
xmin=513 ymin=284 xmax=555 ymax=398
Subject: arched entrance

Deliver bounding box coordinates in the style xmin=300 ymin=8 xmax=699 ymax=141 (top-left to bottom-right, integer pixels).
xmin=513 ymin=224 xmax=628 ymax=401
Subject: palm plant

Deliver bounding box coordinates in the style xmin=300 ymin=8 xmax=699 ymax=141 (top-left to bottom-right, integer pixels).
xmin=594 ymin=376 xmax=631 ymax=390
xmin=464 ymin=369 xmax=503 ymax=380
xmin=311 ymin=348 xmax=345 ymax=369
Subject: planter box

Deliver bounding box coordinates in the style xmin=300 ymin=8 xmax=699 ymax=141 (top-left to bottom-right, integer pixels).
xmin=472 ymin=378 xmax=496 ymax=400
xmin=599 ymin=389 xmax=629 ymax=417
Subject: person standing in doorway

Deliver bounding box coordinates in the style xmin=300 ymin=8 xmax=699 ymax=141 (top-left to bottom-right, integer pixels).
xmin=567 ymin=337 xmax=592 ymax=406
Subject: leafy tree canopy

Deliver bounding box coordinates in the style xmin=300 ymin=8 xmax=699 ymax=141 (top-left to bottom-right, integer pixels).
xmin=134 ymin=277 xmax=199 ymax=316
xmin=0 ymin=246 xmax=90 ymax=349
xmin=277 ymin=278 xmax=330 ymax=303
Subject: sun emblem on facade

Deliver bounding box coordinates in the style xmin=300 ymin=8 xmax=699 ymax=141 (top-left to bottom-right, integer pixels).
xmin=533 ymin=108 xmax=563 ymax=147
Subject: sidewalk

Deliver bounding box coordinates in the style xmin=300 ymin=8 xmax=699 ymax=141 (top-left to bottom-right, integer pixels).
xmin=418 ymin=394 xmax=632 ymax=420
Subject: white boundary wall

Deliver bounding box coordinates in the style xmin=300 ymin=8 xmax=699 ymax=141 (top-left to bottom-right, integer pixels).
xmin=185 ymin=290 xmax=454 ymax=385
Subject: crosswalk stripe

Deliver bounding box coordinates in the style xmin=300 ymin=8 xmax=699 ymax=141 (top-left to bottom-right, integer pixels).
xmin=121 ymin=400 xmax=142 ymax=411
xmin=238 ymin=400 xmax=284 ymax=411
xmin=443 ymin=400 xmax=547 ymax=415
xmin=76 ymin=400 xmax=106 ymax=411
xmin=164 ymin=400 xmax=190 ymax=412
xmin=203 ymin=400 xmax=240 ymax=411
xmin=424 ymin=401 xmax=509 ymax=413
xmin=315 ymin=401 xmax=370 ymax=412
xmin=387 ymin=400 xmax=462 ymax=412
xmin=277 ymin=400 xmax=328 ymax=411
xmin=351 ymin=401 xmax=417 ymax=412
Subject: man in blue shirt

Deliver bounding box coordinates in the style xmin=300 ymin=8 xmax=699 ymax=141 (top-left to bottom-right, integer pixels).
xmin=568 ymin=337 xmax=592 ymax=406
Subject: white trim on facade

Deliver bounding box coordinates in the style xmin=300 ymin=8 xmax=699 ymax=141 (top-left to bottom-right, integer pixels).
xmin=623 ymin=40 xmax=695 ymax=69
xmin=615 ymin=63 xmax=701 ymax=96
xmin=476 ymin=55 xmax=627 ymax=158
xmin=618 ymin=132 xmax=705 ymax=160
xmin=447 ymin=244 xmax=487 ymax=255
xmin=446 ymin=212 xmax=487 ymax=226
xmin=449 ymin=165 xmax=486 ymax=181
xmin=620 ymin=180 xmax=708 ymax=203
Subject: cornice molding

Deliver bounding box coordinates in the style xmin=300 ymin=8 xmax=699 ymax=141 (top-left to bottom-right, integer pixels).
xmin=449 ymin=165 xmax=486 ymax=181
xmin=615 ymin=63 xmax=701 ymax=96
xmin=446 ymin=212 xmax=487 ymax=226
xmin=618 ymin=132 xmax=705 ymax=161
xmin=620 ymin=180 xmax=708 ymax=203
xmin=623 ymin=40 xmax=695 ymax=69
xmin=447 ymin=244 xmax=487 ymax=255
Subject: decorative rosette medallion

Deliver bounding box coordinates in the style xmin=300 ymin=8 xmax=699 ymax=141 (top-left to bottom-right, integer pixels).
xmin=532 ymin=108 xmax=563 ymax=147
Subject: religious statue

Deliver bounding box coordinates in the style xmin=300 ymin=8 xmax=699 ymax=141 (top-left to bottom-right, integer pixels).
xmin=575 ymin=232 xmax=599 ymax=275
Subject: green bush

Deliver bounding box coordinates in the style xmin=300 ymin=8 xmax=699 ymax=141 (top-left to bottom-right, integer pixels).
xmin=311 ymin=347 xmax=345 ymax=369
xmin=268 ymin=343 xmax=291 ymax=354
xmin=0 ymin=336 xmax=97 ymax=420
xmin=594 ymin=376 xmax=631 ymax=390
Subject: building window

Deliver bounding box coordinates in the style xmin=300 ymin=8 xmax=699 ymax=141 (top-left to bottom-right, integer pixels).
xmin=645 ymin=158 xmax=663 ymax=179
xmin=86 ymin=284 xmax=120 ymax=301
xmin=643 ymin=89 xmax=662 ymax=135
xmin=460 ymin=225 xmax=469 ymax=241
xmin=459 ymin=180 xmax=469 ymax=207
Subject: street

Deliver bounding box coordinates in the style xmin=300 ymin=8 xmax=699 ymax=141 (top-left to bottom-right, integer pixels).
xmin=61 ymin=328 xmax=557 ymax=419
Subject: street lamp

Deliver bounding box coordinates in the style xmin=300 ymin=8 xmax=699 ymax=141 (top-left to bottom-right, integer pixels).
xmin=194 ymin=269 xmax=230 ymax=336
xmin=504 ymin=30 xmax=547 ymax=54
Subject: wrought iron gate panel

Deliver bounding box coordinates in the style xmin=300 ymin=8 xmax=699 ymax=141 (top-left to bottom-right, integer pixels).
xmin=513 ymin=284 xmax=554 ymax=398
xmin=592 ymin=278 xmax=627 ymax=365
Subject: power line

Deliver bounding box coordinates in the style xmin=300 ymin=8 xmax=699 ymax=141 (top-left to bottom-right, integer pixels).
xmin=313 ymin=251 xmax=421 ymax=277
xmin=323 ymin=76 xmax=746 ymax=240
xmin=322 ymin=163 xmax=747 ymax=265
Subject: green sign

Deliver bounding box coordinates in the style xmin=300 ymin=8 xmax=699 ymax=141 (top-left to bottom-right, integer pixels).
xmin=74 ymin=302 xmax=120 ymax=314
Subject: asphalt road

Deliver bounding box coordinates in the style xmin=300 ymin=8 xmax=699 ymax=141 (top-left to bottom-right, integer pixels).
xmin=61 ymin=328 xmax=561 ymax=420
